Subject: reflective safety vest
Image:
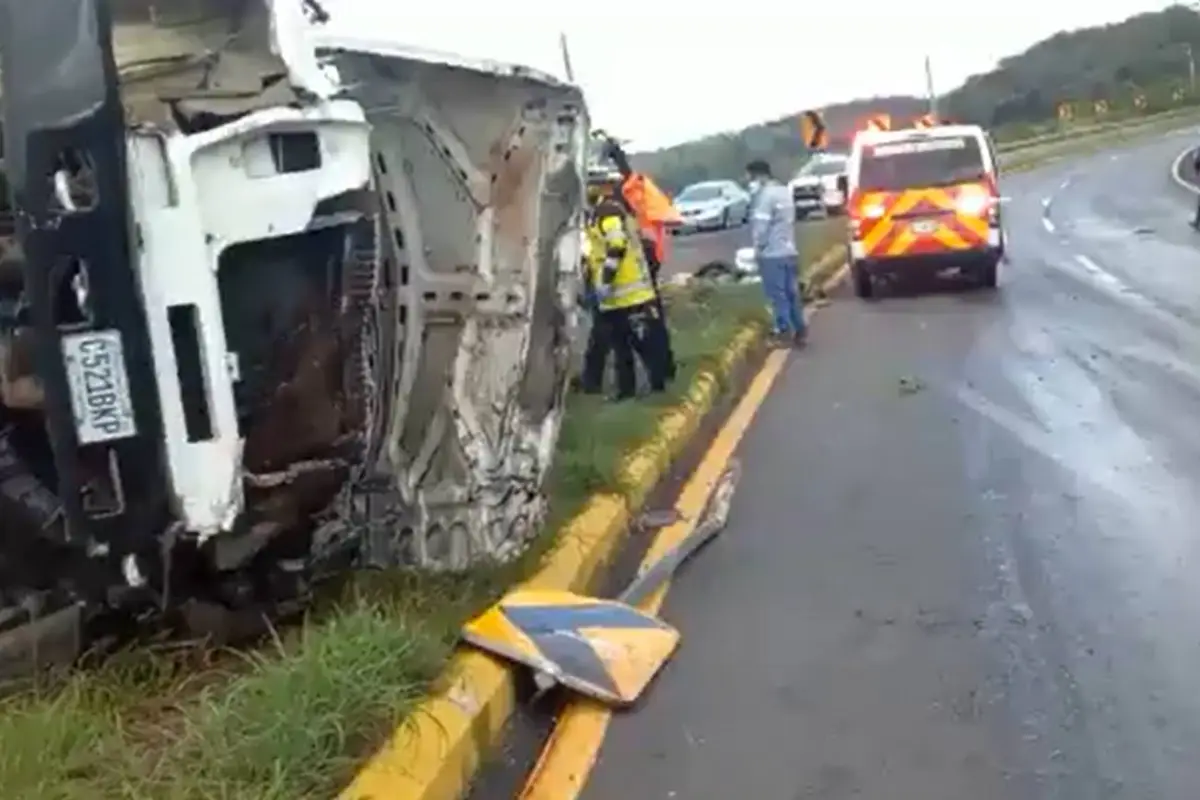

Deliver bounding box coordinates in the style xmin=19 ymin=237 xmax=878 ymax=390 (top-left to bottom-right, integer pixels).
xmin=584 ymin=211 xmax=657 ymax=311
xmin=621 ymin=172 xmax=680 ymax=266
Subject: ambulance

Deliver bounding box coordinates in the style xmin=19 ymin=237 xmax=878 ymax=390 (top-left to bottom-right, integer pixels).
xmin=843 ymin=123 xmax=1004 ymax=298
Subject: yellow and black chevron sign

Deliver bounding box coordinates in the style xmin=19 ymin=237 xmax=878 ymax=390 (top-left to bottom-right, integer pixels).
xmin=800 ymin=110 xmax=828 ymax=150
xmin=864 ymin=113 xmax=892 ymax=131
xmin=462 ymin=589 xmax=680 ymax=704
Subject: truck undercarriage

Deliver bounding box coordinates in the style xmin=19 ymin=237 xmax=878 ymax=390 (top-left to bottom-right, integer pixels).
xmin=0 ymin=0 xmax=587 ymax=667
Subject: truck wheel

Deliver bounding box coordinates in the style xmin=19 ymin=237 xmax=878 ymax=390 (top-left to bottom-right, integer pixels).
xmin=852 ymin=262 xmax=875 ymax=299
xmin=978 ymin=257 xmax=999 ymax=289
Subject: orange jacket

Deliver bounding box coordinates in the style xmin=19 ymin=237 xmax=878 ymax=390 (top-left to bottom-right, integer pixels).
xmin=620 ymin=172 xmax=681 ymax=265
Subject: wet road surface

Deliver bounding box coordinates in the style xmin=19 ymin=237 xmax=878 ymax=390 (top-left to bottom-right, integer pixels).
xmin=659 ymin=221 xmax=751 ymax=279
xmin=577 ymin=130 xmax=1200 ymax=800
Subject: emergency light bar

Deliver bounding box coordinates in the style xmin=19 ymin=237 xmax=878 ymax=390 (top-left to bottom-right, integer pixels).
xmin=870 ymin=139 xmax=966 ymax=156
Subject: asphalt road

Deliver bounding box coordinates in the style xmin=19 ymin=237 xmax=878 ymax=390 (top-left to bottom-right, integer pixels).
xmin=577 ymin=129 xmax=1200 ymax=800
xmin=659 ymin=214 xmax=838 ymax=281
xmin=659 ymin=222 xmax=752 ymax=279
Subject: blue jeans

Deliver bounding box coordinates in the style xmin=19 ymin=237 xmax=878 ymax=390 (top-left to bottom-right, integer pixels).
xmin=758 ymin=255 xmax=806 ymax=336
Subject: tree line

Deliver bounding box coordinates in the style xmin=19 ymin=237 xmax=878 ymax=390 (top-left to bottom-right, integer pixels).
xmin=633 ymin=4 xmax=1200 ymax=193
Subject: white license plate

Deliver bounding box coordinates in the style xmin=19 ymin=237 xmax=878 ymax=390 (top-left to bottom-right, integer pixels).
xmin=61 ymin=329 xmax=138 ymax=445
xmin=912 ymin=220 xmax=937 ymax=234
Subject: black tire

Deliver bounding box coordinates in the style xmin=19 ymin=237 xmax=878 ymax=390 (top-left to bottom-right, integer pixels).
xmin=795 ymin=208 xmax=809 ymax=222
xmin=852 ymin=262 xmax=875 ymax=299
xmin=977 ymin=257 xmax=999 ymax=289
xmin=720 ymin=209 xmax=730 ymax=229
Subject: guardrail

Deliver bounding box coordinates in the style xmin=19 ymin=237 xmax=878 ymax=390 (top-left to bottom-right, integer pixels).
xmin=992 ymin=108 xmax=1200 ymax=173
xmin=996 ymin=105 xmax=1200 ymax=155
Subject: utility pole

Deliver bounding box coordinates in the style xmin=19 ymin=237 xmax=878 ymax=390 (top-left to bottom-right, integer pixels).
xmin=1187 ymin=3 xmax=1200 ymax=93
xmin=559 ymin=32 xmax=575 ymax=83
xmin=924 ymin=55 xmax=938 ymax=118
xmin=1186 ymin=43 xmax=1196 ymax=94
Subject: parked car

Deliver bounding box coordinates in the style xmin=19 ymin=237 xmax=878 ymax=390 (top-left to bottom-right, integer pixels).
xmin=670 ymin=180 xmax=750 ymax=234
xmin=789 ymin=153 xmax=849 ymax=220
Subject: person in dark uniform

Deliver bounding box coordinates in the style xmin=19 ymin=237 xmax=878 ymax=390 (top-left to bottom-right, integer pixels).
xmin=1191 ymin=148 xmax=1200 ymax=229
xmin=579 ymin=194 xmax=612 ymax=395
xmin=600 ymin=136 xmax=677 ymax=382
xmin=636 ymin=226 xmax=677 ymax=382
xmin=580 ymin=175 xmax=668 ymax=400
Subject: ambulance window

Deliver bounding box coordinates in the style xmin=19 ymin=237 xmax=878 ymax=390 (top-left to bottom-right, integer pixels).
xmin=983 ymin=134 xmax=999 ymax=171
xmin=858 ymin=136 xmax=985 ymax=190
xmin=799 ymin=157 xmax=847 ymax=177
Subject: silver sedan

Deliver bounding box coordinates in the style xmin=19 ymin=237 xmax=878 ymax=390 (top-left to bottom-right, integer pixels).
xmin=669 ymin=180 xmax=751 ymax=234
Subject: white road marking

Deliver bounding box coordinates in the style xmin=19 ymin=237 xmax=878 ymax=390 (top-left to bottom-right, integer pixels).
xmin=1042 ymin=216 xmax=1056 ymax=233
xmin=1058 ymin=177 xmax=1072 ymax=191
xmin=1041 ymin=196 xmax=1052 ymax=210
xmin=1170 ymin=145 xmax=1200 ymax=195
xmin=1065 ymin=255 xmax=1195 ymax=340
xmin=1073 ymin=253 xmax=1124 ymax=292
xmin=1064 ymin=252 xmax=1191 ymax=339
xmin=954 ymin=381 xmax=1150 ymax=512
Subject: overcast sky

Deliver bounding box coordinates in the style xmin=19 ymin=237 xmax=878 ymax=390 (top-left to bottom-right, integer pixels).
xmin=323 ymin=0 xmax=1180 ymax=150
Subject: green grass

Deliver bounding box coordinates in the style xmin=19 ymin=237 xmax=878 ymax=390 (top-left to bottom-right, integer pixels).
xmin=0 ymin=218 xmax=841 ymax=798
xmin=798 ymin=218 xmax=845 ymax=276
xmin=0 ymin=577 xmax=472 ymax=799
xmin=547 ymin=282 xmax=770 ymax=525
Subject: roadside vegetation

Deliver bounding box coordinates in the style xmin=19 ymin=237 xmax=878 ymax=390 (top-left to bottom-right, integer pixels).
xmin=0 ymin=220 xmax=842 ymax=800
xmin=636 ymin=4 xmax=1200 ymax=191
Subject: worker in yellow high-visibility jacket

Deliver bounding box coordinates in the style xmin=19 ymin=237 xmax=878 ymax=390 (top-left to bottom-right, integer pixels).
xmin=580 ymin=178 xmax=668 ymax=400
xmin=598 ymin=134 xmax=678 ymax=381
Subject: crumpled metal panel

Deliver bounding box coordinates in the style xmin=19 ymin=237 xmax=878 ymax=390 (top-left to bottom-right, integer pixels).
xmin=321 ymin=37 xmax=588 ymax=569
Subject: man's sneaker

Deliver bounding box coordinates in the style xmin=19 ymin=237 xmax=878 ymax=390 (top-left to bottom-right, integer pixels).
xmin=792 ymin=330 xmax=808 ymax=349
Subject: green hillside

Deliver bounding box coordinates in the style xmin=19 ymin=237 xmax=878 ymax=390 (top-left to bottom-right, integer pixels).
xmin=634 ymin=4 xmax=1200 ymax=192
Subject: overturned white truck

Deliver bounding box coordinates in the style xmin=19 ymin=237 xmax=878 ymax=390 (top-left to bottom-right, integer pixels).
xmin=0 ymin=0 xmax=587 ymax=657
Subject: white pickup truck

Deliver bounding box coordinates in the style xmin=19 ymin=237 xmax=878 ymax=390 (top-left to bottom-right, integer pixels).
xmin=788 ymin=152 xmax=849 ymax=220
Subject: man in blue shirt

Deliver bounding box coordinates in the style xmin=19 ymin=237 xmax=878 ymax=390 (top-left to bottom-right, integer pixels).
xmin=746 ymin=159 xmax=807 ymax=346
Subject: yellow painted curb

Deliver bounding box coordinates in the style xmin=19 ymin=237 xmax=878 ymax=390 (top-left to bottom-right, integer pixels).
xmin=806 ymin=244 xmax=848 ymax=294
xmin=339 ymin=321 xmax=768 ymax=800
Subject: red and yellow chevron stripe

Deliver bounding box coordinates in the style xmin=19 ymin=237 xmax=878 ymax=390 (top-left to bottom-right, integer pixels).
xmin=851 ymin=183 xmax=993 ymax=259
